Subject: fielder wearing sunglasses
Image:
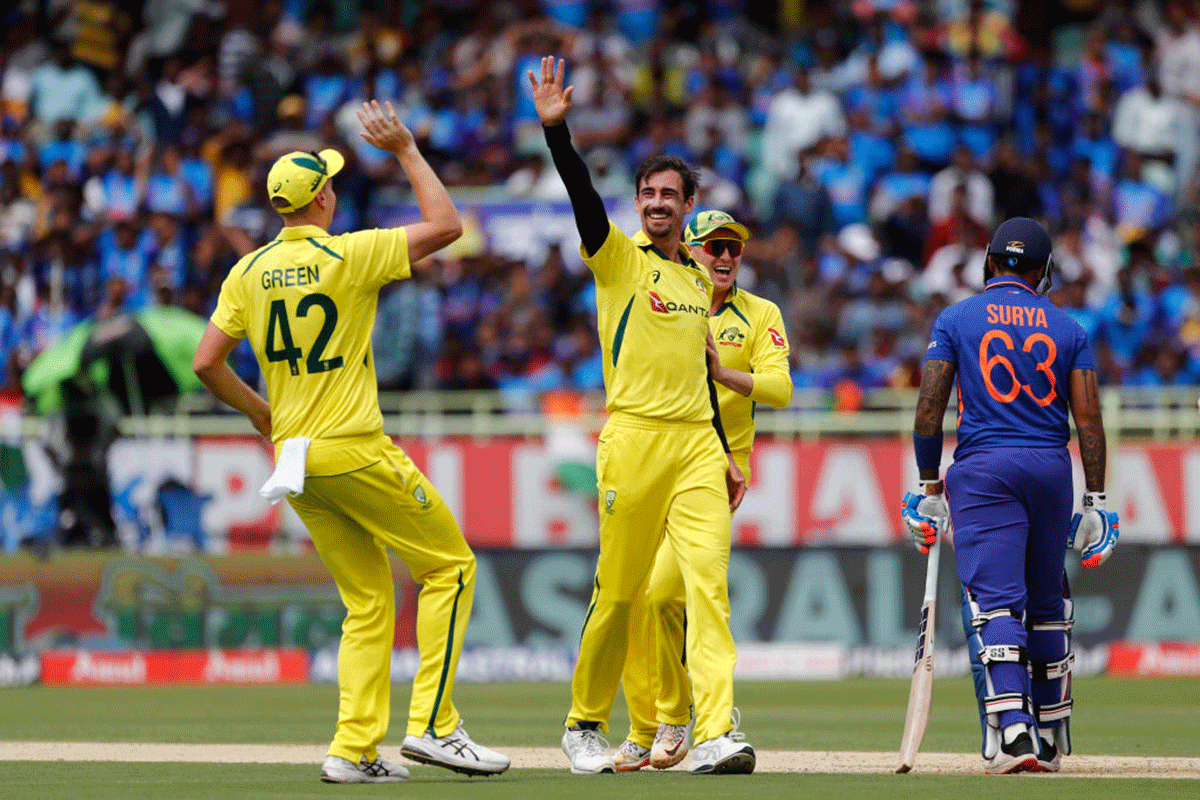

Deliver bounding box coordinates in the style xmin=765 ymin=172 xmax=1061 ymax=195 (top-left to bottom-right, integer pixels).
xmin=701 ymin=239 xmax=743 ymax=258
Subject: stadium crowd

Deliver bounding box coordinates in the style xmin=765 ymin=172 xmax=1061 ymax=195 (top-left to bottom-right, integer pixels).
xmin=3 ymin=0 xmax=1200 ymax=412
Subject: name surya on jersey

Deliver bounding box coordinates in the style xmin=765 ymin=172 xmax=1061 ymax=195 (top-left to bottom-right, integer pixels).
xmin=262 ymin=265 xmax=321 ymax=289
xmin=986 ymin=304 xmax=1048 ymax=328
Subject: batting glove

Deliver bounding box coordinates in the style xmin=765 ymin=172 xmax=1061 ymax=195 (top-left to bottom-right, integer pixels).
xmin=901 ymin=482 xmax=949 ymax=554
xmin=1069 ymin=491 xmax=1119 ymax=568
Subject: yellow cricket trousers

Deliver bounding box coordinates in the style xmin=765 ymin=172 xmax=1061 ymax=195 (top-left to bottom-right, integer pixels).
xmin=621 ymin=453 xmax=751 ymax=747
xmin=566 ymin=412 xmax=738 ymax=744
xmin=288 ymin=439 xmax=476 ymax=764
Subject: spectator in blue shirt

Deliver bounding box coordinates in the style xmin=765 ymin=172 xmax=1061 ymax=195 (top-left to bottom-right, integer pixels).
xmin=83 ymin=145 xmax=141 ymax=222
xmin=96 ymin=219 xmax=151 ymax=311
xmin=1098 ymin=259 xmax=1157 ymax=372
xmin=38 ymin=120 xmax=87 ymax=183
xmin=1111 ymin=152 xmax=1173 ymax=241
xmin=871 ymin=144 xmax=931 ymax=223
xmin=898 ymin=52 xmax=956 ymax=167
xmin=144 ymin=144 xmax=195 ymax=217
xmin=844 ymin=55 xmax=897 ymax=138
xmin=771 ymin=150 xmax=836 ymax=254
xmin=1054 ymin=277 xmax=1102 ymax=345
xmin=814 ymin=135 xmax=869 ymax=230
xmin=951 ymin=50 xmax=999 ymax=158
xmin=1071 ymin=113 xmax=1120 ymax=192
xmin=142 ymin=213 xmax=188 ymax=294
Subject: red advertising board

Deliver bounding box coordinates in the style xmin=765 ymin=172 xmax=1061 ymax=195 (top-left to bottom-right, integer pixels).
xmin=1107 ymin=642 xmax=1200 ymax=677
xmin=40 ymin=648 xmax=310 ymax=685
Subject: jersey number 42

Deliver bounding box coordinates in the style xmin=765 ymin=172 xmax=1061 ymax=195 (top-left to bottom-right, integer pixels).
xmin=265 ymin=293 xmax=344 ymax=376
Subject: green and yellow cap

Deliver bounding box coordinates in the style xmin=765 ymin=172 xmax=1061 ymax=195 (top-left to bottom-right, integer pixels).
xmin=684 ymin=209 xmax=751 ymax=244
xmin=266 ymin=149 xmax=345 ymax=212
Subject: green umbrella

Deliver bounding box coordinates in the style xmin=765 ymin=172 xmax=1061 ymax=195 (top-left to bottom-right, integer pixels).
xmin=22 ymin=306 xmax=210 ymax=415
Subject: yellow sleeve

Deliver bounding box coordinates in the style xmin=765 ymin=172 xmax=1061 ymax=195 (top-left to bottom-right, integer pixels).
xmin=748 ymin=300 xmax=793 ymax=408
xmin=582 ymin=220 xmax=639 ymax=287
xmin=209 ymin=265 xmax=247 ymax=340
xmin=343 ymin=228 xmax=411 ymax=287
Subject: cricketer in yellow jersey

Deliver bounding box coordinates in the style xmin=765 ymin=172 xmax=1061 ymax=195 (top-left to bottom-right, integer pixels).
xmin=614 ymin=210 xmax=793 ymax=772
xmin=192 ymin=100 xmax=509 ymax=784
xmin=528 ymin=57 xmax=755 ymax=776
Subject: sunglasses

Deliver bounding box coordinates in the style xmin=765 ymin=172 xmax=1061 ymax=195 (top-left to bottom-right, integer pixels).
xmin=701 ymin=238 xmax=743 ymax=258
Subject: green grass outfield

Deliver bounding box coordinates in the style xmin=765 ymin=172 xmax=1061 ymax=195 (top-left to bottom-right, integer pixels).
xmin=0 ymin=677 xmax=1196 ymax=799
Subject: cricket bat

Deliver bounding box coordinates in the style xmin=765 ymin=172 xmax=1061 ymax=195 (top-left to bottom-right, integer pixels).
xmin=896 ymin=534 xmax=942 ymax=774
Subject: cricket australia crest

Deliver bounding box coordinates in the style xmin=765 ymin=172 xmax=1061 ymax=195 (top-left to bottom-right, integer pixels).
xmin=413 ymin=485 xmax=432 ymax=510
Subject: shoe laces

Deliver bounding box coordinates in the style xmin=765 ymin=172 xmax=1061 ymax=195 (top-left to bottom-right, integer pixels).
xmin=616 ymin=739 xmax=648 ymax=757
xmin=578 ymin=728 xmax=610 ymax=756
xmin=726 ymin=707 xmax=745 ymax=742
xmin=359 ymin=756 xmax=392 ymax=776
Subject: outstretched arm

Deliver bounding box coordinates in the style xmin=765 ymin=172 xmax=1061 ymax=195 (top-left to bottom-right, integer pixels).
xmin=358 ymin=100 xmax=462 ymax=263
xmin=530 ymin=57 xmax=609 ymax=256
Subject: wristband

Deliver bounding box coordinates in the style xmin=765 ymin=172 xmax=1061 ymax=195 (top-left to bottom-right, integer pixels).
xmin=918 ymin=479 xmax=943 ymax=494
xmin=913 ymin=432 xmax=943 ymax=471
xmin=1083 ymin=491 xmax=1106 ymax=511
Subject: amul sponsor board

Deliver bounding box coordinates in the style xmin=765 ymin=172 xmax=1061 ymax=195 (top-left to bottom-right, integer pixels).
xmin=7 ymin=436 xmax=1200 ymax=551
xmin=2 ymin=548 xmax=1197 ymax=661
xmin=39 ymin=648 xmax=309 ymax=685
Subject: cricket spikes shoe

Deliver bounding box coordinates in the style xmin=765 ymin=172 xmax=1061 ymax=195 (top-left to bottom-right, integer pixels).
xmin=986 ymin=731 xmax=1039 ymax=774
xmin=561 ymin=725 xmax=616 ymax=774
xmin=688 ymin=708 xmax=755 ymax=775
xmin=650 ymin=717 xmax=692 ymax=769
xmin=1033 ymin=735 xmax=1062 ymax=773
xmin=320 ymin=754 xmax=409 ymax=783
xmin=400 ymin=720 xmax=510 ymax=776
xmin=612 ymin=739 xmax=651 ymax=771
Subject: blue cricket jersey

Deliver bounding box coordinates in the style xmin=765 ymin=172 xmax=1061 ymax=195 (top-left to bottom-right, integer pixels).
xmin=926 ymin=276 xmax=1095 ymax=459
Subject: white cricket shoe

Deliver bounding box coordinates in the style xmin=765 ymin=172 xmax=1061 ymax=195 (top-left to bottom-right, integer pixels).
xmin=320 ymin=754 xmax=409 ymax=783
xmin=401 ymin=720 xmax=510 ymax=776
xmin=612 ymin=739 xmax=651 ymax=771
xmin=985 ymin=730 xmax=1038 ymax=775
xmin=688 ymin=709 xmax=755 ymax=775
xmin=650 ymin=717 xmax=692 ymax=769
xmin=561 ymin=726 xmax=616 ymax=774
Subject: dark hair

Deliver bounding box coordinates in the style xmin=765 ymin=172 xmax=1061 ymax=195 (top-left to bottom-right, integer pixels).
xmin=634 ymin=155 xmax=698 ymax=200
xmin=984 ymin=253 xmax=1047 ymax=283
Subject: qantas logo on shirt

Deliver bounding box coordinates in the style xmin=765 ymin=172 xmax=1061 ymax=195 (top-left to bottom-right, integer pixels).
xmin=648 ymin=291 xmax=707 ymax=317
xmin=768 ymin=327 xmax=786 ymax=347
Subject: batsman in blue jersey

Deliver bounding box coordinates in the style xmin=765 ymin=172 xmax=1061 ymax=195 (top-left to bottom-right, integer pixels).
xmin=902 ymin=218 xmax=1119 ymax=774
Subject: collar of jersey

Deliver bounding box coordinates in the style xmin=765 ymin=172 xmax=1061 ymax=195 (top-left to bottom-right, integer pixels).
xmin=714 ymin=281 xmax=741 ymax=313
xmin=631 ymin=230 xmax=695 ymax=267
xmin=985 ymin=276 xmax=1037 ymax=295
xmin=277 ymin=224 xmax=331 ymax=241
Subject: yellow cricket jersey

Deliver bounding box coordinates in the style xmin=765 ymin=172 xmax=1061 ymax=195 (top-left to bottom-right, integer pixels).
xmin=585 ymin=222 xmax=715 ymax=423
xmin=210 ymin=223 xmax=410 ymax=474
xmin=709 ymin=285 xmax=793 ymax=454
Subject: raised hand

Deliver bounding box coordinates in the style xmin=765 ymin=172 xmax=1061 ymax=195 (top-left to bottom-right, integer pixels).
xmin=527 ymin=56 xmax=574 ymax=126
xmin=357 ymin=100 xmax=415 ymax=154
